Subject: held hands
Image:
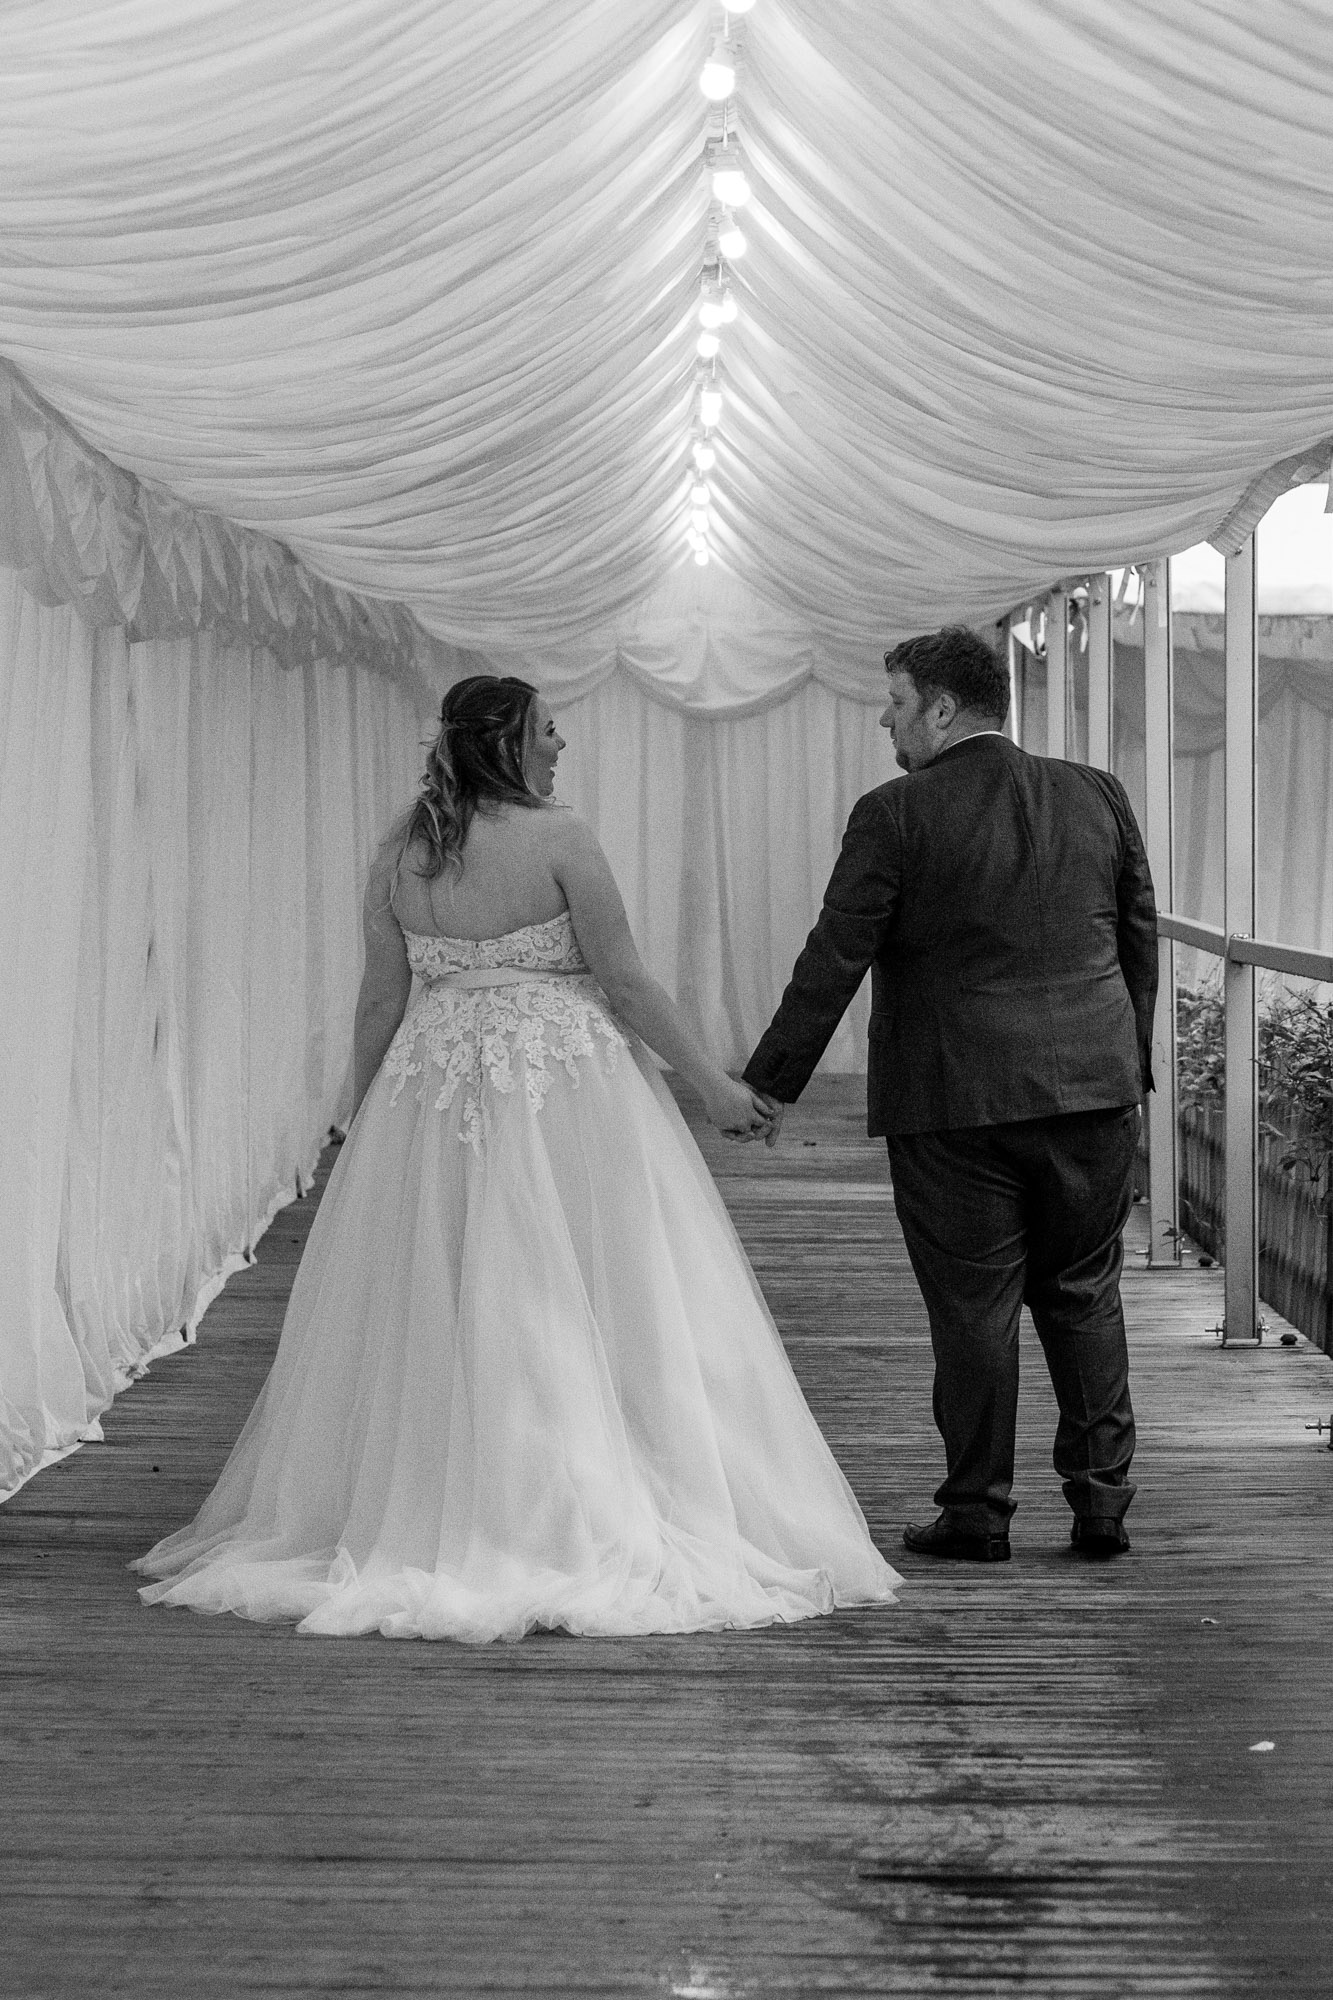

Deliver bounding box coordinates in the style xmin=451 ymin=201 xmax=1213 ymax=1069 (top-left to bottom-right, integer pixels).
xmin=756 ymin=1094 xmax=784 ymax=1148
xmin=704 ymin=1075 xmax=784 ymax=1148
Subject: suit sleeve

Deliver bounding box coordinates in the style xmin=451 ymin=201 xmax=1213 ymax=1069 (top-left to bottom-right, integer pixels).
xmin=742 ymin=788 xmax=901 ymax=1102
xmin=1101 ymin=774 xmax=1159 ymax=1093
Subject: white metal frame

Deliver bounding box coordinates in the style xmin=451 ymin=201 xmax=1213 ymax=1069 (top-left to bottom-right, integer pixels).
xmin=1046 ymin=588 xmax=1069 ymax=759
xmin=1157 ymin=916 xmax=1333 ymax=990
xmin=1005 ymin=624 xmax=1021 ymax=745
xmin=1222 ymin=536 xmax=1261 ymax=1341
xmin=1007 ymin=541 xmax=1333 ymax=1344
xmin=1087 ymin=572 xmax=1113 ymax=771
xmin=1141 ymin=560 xmax=1179 ymax=1267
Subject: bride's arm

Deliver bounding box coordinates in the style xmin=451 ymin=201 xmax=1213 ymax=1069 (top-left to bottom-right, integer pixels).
xmin=549 ymin=813 xmax=769 ymax=1135
xmin=351 ymin=844 xmax=413 ymax=1118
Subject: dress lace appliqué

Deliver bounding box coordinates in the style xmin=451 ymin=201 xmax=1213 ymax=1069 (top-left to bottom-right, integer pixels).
xmin=381 ymin=912 xmax=626 ymax=1150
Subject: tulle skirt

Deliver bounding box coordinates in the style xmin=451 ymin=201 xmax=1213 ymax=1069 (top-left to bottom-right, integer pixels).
xmin=134 ymin=1002 xmax=900 ymax=1641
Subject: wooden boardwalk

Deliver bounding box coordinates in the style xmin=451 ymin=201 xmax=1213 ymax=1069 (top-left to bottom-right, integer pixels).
xmin=4 ymin=1078 xmax=1333 ymax=1998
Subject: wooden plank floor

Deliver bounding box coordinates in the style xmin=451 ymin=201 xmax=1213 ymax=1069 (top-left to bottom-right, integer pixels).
xmin=4 ymin=1077 xmax=1333 ymax=1998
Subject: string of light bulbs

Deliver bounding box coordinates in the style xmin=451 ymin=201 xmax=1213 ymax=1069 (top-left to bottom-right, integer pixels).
xmin=686 ymin=0 xmax=755 ymax=568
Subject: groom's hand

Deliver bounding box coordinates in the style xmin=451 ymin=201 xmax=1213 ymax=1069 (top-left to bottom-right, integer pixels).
xmin=758 ymin=1094 xmax=784 ymax=1149
xmin=710 ymin=1077 xmax=780 ymax=1142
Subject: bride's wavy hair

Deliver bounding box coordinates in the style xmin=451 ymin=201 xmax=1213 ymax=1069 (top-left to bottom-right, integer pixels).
xmin=396 ymin=674 xmax=542 ymax=883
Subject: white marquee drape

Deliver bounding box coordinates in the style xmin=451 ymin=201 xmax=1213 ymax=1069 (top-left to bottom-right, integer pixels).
xmin=552 ymin=667 xmax=894 ymax=1073
xmin=0 ymin=349 xmax=893 ymax=713
xmin=493 ymin=559 xmax=896 ymax=709
xmin=0 ymin=584 xmax=95 ymax=1489
xmin=0 ymin=358 xmax=447 ymax=691
xmin=0 ymin=568 xmax=428 ymax=1496
xmin=0 ymin=2 xmax=1330 ymax=653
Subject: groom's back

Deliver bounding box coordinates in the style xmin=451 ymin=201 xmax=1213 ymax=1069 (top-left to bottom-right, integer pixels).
xmin=866 ymin=733 xmax=1153 ymax=1134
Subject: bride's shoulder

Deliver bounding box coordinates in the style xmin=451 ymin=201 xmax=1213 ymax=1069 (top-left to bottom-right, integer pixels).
xmin=539 ymin=802 xmax=598 ymax=852
xmin=541 ymin=809 xmax=617 ymax=902
xmin=364 ymin=813 xmax=418 ymax=895
xmin=372 ymin=804 xmax=414 ymax=853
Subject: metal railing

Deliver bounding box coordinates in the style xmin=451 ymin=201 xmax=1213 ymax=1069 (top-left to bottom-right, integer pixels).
xmin=1008 ymin=544 xmax=1333 ymax=1347
xmin=1156 ymin=913 xmax=1333 ymax=986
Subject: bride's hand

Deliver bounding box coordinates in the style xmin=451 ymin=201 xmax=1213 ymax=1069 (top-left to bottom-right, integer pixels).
xmin=704 ymin=1075 xmax=775 ymax=1141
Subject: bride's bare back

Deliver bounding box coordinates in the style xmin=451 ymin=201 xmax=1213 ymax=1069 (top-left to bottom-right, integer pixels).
xmin=389 ymin=802 xmax=569 ymax=941
xmin=358 ymin=726 xmax=769 ymax=1138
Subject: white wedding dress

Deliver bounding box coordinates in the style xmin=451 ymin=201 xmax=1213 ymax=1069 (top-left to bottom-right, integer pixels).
xmin=135 ymin=912 xmax=900 ymax=1640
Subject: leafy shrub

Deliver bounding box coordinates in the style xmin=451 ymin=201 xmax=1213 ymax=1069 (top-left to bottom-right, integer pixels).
xmin=1175 ymin=982 xmax=1333 ymax=1212
xmin=1176 ymin=985 xmax=1225 ymax=1111
xmin=1265 ymin=992 xmax=1333 ymax=1214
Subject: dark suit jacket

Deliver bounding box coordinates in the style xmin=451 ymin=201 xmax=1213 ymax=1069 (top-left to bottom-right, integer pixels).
xmin=743 ymin=734 xmax=1158 ymax=1136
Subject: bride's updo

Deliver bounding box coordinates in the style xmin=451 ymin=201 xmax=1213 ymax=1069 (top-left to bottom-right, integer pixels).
xmin=399 ymin=674 xmax=541 ymax=881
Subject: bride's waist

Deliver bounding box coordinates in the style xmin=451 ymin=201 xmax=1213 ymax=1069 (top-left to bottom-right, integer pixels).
xmin=416 ymin=965 xmax=596 ymax=991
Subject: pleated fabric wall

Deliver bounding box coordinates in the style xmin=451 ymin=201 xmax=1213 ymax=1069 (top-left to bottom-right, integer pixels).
xmin=551 ymin=668 xmax=894 ymax=1073
xmin=0 ymin=567 xmax=428 ymax=1495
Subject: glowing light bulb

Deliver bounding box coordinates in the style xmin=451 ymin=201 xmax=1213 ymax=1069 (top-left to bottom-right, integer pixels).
xmin=690 ymin=506 xmax=710 ymax=530
xmin=687 ymin=526 xmax=705 ymax=550
xmin=699 ymin=381 xmax=723 ymax=428
xmin=690 ymin=482 xmax=710 ymax=506
xmin=698 ymin=288 xmax=725 ymax=330
xmin=719 ymin=289 xmax=738 ymax=324
xmin=710 ymin=144 xmax=751 ymax=209
xmin=696 ymin=330 xmax=720 ymax=359
xmin=694 ymin=547 xmax=710 ymax=566
xmin=718 ymin=211 xmax=746 ymax=260
xmin=727 ymin=0 xmax=755 ymax=12
xmin=692 ymin=440 xmax=716 ymax=472
xmin=713 ymin=166 xmax=751 ymax=208
xmin=699 ymin=38 xmax=735 ymax=101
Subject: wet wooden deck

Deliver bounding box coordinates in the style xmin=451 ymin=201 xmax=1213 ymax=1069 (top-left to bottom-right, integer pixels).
xmin=3 ymin=1078 xmax=1333 ymax=1998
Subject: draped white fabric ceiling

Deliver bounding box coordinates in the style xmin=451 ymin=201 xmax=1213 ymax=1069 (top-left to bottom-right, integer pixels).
xmin=0 ymin=0 xmax=1331 ymax=677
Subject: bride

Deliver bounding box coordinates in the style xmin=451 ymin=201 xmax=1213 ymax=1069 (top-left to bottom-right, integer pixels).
xmin=135 ymin=676 xmax=900 ymax=1640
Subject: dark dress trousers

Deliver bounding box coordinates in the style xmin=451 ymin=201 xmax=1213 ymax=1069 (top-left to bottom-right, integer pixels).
xmin=743 ymin=733 xmax=1158 ymax=1532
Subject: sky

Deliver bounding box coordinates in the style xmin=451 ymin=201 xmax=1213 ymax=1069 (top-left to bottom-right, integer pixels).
xmin=1169 ymin=482 xmax=1333 ymax=612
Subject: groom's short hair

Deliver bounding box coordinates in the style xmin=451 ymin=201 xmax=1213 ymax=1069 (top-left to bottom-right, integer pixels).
xmin=884 ymin=627 xmax=1010 ymax=724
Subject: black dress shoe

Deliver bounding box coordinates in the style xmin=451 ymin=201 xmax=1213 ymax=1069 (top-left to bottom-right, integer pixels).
xmin=1069 ymin=1517 xmax=1130 ymax=1557
xmin=902 ymin=1516 xmax=1011 ymax=1563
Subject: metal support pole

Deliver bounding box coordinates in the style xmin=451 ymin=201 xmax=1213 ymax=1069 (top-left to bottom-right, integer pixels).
xmin=1142 ymin=561 xmax=1179 ymax=1267
xmin=1046 ymin=589 xmax=1068 ymax=759
xmin=1223 ymin=534 xmax=1261 ymax=1344
xmin=1005 ymin=623 xmax=1021 ymax=746
xmin=1087 ymin=573 xmax=1113 ymax=771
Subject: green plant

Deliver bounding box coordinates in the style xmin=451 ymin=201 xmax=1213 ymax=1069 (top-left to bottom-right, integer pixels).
xmin=1175 ymin=985 xmax=1225 ymax=1111
xmin=1175 ymin=982 xmax=1333 ymax=1170
xmin=1265 ymin=992 xmax=1333 ymax=1215
xmin=1173 ymin=979 xmax=1333 ymax=1346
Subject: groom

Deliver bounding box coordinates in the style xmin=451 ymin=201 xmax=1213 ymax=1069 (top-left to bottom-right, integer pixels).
xmin=743 ymin=626 xmax=1157 ymax=1563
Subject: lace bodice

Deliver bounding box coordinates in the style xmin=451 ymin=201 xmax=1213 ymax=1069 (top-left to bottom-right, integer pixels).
xmin=384 ymin=909 xmax=623 ymax=1149
xmin=402 ymin=910 xmax=589 ymax=982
